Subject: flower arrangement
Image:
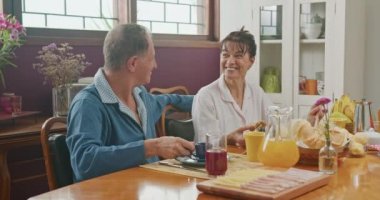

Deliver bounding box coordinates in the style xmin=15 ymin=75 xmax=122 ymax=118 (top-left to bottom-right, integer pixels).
xmin=0 ymin=13 xmax=26 ymax=88
xmin=33 ymin=43 xmax=91 ymax=88
xmin=315 ymin=97 xmax=332 ymax=143
xmin=315 ymin=97 xmax=339 ymax=174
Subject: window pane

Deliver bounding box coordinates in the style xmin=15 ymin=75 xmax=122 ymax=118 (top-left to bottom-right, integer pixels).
xmin=137 ymin=1 xmax=164 ymax=21
xmin=47 ymin=15 xmax=83 ymax=29
xmin=166 ymin=4 xmax=190 ymax=23
xmin=22 ymin=13 xmax=46 ymax=28
xmin=152 ymin=22 xmax=177 ymax=34
xmin=24 ymin=0 xmax=64 ymax=14
xmin=85 ymin=18 xmax=116 ymax=30
xmin=22 ymin=0 xmax=118 ymax=30
xmin=261 ymin=10 xmax=271 ymax=26
xmin=179 ymin=0 xmax=203 ymax=5
xmin=67 ymin=0 xmax=100 ymax=17
xmin=179 ymin=24 xmax=202 ymax=35
xmin=153 ymin=0 xmax=177 ymax=3
xmin=102 ymin=0 xmax=118 ymax=18
xmin=191 ymin=5 xmax=204 ymax=24
xmin=137 ymin=21 xmax=152 ymax=30
xmin=137 ymin=0 xmax=207 ymax=35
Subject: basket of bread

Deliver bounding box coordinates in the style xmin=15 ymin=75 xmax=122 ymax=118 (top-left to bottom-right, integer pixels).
xmin=293 ymin=95 xmax=368 ymax=166
xmin=293 ymin=119 xmax=351 ymax=165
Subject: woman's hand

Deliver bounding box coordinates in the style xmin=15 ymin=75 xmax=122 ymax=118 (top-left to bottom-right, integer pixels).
xmin=227 ymin=121 xmax=266 ymax=147
xmin=307 ymin=104 xmax=326 ymax=126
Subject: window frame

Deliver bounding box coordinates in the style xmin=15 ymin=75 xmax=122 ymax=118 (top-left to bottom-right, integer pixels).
xmin=2 ymin=0 xmax=220 ymax=47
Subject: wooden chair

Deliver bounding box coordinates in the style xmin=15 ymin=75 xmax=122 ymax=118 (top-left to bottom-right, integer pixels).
xmin=166 ymin=119 xmax=195 ymax=141
xmin=40 ymin=117 xmax=73 ymax=190
xmin=149 ymin=86 xmax=191 ymax=137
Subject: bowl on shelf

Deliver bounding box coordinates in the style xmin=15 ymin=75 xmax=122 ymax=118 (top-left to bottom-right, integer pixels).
xmin=301 ymin=23 xmax=322 ymax=39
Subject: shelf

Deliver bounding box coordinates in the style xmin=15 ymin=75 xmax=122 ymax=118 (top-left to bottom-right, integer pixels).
xmin=0 ymin=111 xmax=41 ymax=122
xmin=298 ymin=95 xmax=320 ymax=104
xmin=261 ymin=40 xmax=282 ymax=44
xmin=300 ymin=39 xmax=325 ymax=44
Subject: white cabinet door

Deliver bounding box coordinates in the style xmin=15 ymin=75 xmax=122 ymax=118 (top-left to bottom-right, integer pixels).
xmin=251 ymin=0 xmax=365 ymax=118
xmin=252 ymin=0 xmax=293 ymax=107
xmin=293 ymin=0 xmax=335 ymax=117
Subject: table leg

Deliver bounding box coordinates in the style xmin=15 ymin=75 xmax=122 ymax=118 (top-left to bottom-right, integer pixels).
xmin=0 ymin=150 xmax=10 ymax=200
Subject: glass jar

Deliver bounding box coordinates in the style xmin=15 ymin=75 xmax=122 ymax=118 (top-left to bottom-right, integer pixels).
xmin=258 ymin=106 xmax=300 ymax=168
xmin=319 ymin=140 xmax=338 ymax=174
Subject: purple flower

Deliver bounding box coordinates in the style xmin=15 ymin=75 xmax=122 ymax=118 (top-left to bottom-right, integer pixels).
xmin=10 ymin=28 xmax=19 ymax=40
xmin=0 ymin=13 xmax=26 ymax=88
xmin=47 ymin=43 xmax=57 ymax=50
xmin=315 ymin=97 xmax=331 ymax=107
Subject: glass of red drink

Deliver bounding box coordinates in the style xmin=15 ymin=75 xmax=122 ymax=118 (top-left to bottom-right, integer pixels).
xmin=205 ymin=133 xmax=227 ymax=176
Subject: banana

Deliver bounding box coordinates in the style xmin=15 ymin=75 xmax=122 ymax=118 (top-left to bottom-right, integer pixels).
xmin=331 ymin=98 xmax=340 ymax=113
xmin=343 ymin=100 xmax=355 ymax=121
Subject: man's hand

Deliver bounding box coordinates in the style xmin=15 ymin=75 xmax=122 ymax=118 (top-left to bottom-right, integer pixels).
xmin=144 ymin=137 xmax=195 ymax=159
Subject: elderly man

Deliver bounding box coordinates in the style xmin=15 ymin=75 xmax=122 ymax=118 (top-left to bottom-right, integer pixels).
xmin=66 ymin=24 xmax=194 ymax=181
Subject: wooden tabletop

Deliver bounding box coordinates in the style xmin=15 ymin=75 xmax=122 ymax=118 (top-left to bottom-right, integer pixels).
xmin=28 ymin=146 xmax=380 ymax=200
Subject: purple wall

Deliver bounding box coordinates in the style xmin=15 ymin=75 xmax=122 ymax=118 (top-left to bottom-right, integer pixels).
xmin=1 ymin=45 xmax=220 ymax=115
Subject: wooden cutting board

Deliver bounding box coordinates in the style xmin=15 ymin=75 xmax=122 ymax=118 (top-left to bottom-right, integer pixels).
xmin=197 ymin=168 xmax=330 ymax=200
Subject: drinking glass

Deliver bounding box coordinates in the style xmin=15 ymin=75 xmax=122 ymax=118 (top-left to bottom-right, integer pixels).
xmin=243 ymin=130 xmax=265 ymax=162
xmin=205 ymin=132 xmax=227 ymax=176
xmin=11 ymin=95 xmax=22 ymax=116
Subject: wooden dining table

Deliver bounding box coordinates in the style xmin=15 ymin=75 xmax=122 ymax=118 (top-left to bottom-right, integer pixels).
xmin=28 ymin=146 xmax=380 ymax=200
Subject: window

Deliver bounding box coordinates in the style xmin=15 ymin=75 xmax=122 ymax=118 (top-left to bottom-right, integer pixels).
xmin=136 ymin=0 xmax=206 ymax=35
xmin=2 ymin=0 xmax=219 ymax=46
xmin=21 ymin=0 xmax=118 ymax=31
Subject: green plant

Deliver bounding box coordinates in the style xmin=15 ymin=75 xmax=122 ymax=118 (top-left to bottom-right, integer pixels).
xmin=0 ymin=13 xmax=27 ymax=88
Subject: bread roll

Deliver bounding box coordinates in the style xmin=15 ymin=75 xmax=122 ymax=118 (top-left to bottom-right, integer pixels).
xmin=291 ymin=119 xmax=310 ymax=139
xmin=353 ymin=132 xmax=368 ymax=145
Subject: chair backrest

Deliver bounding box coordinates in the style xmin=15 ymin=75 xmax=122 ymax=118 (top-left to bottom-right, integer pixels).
xmin=166 ymin=119 xmax=195 ymax=141
xmin=150 ymin=86 xmax=189 ymax=96
xmin=149 ymin=86 xmax=191 ymax=137
xmin=40 ymin=116 xmax=73 ymax=190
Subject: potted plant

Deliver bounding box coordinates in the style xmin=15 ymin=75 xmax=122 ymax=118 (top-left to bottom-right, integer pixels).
xmin=33 ymin=43 xmax=91 ymax=116
xmin=0 ymin=13 xmax=26 ymax=89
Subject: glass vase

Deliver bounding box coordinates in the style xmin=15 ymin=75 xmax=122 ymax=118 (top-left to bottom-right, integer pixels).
xmin=52 ymin=85 xmax=70 ymax=117
xmin=318 ymin=141 xmax=338 ymax=174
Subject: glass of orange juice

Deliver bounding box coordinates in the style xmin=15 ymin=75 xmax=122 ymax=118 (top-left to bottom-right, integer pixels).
xmin=243 ymin=131 xmax=264 ymax=162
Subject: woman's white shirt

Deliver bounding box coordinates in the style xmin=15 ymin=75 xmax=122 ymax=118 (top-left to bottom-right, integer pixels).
xmin=192 ymin=75 xmax=273 ymax=142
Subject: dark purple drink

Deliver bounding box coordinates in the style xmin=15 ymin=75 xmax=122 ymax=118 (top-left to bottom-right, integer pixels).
xmin=205 ymin=149 xmax=227 ymax=176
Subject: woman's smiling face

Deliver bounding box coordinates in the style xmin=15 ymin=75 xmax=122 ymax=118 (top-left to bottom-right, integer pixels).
xmin=220 ymin=41 xmax=255 ymax=81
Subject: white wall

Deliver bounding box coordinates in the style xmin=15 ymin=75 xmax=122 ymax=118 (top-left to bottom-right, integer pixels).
xmin=220 ymin=0 xmax=253 ymax=39
xmin=365 ymin=0 xmax=380 ymax=117
xmin=220 ymin=0 xmax=257 ymax=85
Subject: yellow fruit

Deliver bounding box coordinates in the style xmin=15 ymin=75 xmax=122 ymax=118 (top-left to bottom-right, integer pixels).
xmin=343 ymin=104 xmax=354 ymax=121
xmin=349 ymin=141 xmax=365 ymax=156
xmin=331 ymin=99 xmax=339 ymax=113
xmin=330 ymin=112 xmax=352 ymax=123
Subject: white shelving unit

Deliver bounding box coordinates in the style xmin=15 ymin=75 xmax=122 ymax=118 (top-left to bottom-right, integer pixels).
xmin=252 ymin=0 xmax=365 ymax=118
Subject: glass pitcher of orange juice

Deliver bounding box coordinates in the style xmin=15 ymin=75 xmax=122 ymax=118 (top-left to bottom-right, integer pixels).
xmin=258 ymin=106 xmax=300 ymax=168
